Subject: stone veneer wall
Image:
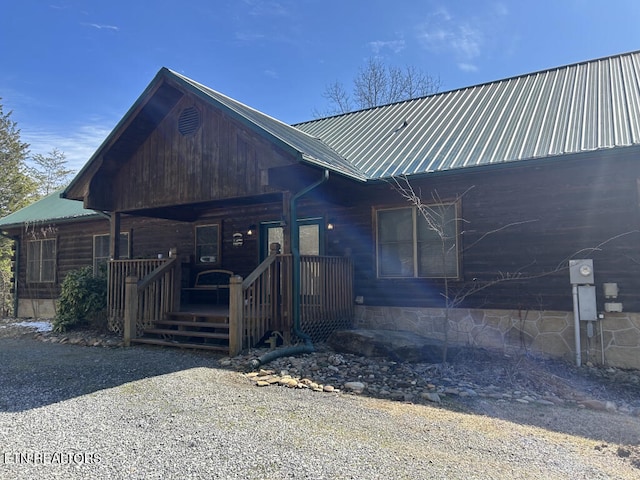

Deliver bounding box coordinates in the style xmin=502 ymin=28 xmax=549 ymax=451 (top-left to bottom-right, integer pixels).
xmin=354 ymin=306 xmax=640 ymax=370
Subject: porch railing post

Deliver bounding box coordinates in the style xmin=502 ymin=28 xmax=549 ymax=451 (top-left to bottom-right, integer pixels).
xmin=228 ymin=275 xmax=244 ymax=356
xmin=124 ymin=275 xmax=139 ymax=347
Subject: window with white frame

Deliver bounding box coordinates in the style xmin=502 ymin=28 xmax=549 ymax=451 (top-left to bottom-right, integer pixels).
xmin=93 ymin=233 xmax=130 ymax=272
xmin=195 ymin=224 xmax=220 ymax=264
xmin=26 ymin=238 xmax=57 ymax=283
xmin=376 ymin=203 xmax=460 ymax=278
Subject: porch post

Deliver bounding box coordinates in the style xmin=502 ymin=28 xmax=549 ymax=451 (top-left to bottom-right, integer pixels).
xmin=228 ymin=275 xmax=244 ymax=356
xmin=281 ymin=191 xmax=291 ymax=254
xmin=123 ymin=275 xmax=138 ymax=347
xmin=110 ymin=212 xmax=121 ymax=260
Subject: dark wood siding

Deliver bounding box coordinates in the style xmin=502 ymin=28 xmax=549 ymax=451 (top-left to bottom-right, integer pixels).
xmin=321 ymin=151 xmax=640 ymax=312
xmin=112 ymin=93 xmax=295 ymax=212
xmin=12 ymin=148 xmax=640 ymax=314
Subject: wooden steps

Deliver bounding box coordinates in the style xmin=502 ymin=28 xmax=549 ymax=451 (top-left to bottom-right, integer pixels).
xmin=131 ymin=311 xmax=231 ymax=353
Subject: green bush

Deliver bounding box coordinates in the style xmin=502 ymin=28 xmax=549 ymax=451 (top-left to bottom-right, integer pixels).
xmin=53 ymin=265 xmax=107 ymax=332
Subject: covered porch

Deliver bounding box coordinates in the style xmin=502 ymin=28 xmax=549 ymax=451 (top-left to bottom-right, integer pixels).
xmin=106 ymin=250 xmax=353 ymax=355
xmin=59 ymin=67 xmax=360 ymax=355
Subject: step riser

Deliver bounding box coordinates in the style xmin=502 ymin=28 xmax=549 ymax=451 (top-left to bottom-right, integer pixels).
xmin=131 ymin=338 xmax=229 ymax=353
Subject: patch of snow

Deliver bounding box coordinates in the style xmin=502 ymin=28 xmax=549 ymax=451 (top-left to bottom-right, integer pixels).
xmin=13 ymin=321 xmax=53 ymax=332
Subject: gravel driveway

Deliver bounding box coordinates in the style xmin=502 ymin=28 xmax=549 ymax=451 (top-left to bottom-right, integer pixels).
xmin=1 ymin=336 xmax=639 ymax=479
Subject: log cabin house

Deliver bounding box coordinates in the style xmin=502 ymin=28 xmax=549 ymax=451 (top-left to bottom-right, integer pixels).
xmin=3 ymin=50 xmax=640 ymax=368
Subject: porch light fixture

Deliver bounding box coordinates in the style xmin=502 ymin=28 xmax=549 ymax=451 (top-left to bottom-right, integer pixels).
xmin=327 ymin=219 xmax=335 ymax=230
xmin=247 ymin=224 xmax=257 ymax=236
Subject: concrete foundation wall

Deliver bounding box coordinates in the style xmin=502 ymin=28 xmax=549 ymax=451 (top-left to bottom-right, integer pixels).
xmin=17 ymin=299 xmax=56 ymax=319
xmin=354 ymin=306 xmax=640 ymax=370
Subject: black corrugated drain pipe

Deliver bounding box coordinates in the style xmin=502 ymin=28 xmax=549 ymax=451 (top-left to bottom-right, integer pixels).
xmin=251 ymin=169 xmax=329 ymax=369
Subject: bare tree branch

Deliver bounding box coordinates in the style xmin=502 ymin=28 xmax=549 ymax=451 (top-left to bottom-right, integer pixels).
xmin=317 ymin=57 xmax=440 ymax=116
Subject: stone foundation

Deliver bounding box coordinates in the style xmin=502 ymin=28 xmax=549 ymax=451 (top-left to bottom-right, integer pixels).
xmin=354 ymin=306 xmax=640 ymax=370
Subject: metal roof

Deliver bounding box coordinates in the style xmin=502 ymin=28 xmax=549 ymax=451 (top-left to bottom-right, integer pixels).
xmin=0 ymin=190 xmax=98 ymax=230
xmin=169 ymin=70 xmax=368 ymax=181
xmin=295 ymin=50 xmax=640 ymax=180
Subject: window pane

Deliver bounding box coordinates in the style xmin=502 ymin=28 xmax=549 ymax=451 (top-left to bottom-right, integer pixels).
xmin=26 ymin=242 xmax=40 ymax=283
xmin=41 ymin=259 xmax=56 ymax=282
xmin=196 ymin=225 xmax=219 ymax=264
xmin=41 ymin=239 xmax=56 ymax=282
xmin=267 ymin=227 xmax=284 ymax=251
xmin=378 ymin=208 xmax=415 ymax=277
xmin=417 ymin=204 xmax=458 ymax=277
xmin=379 ymin=242 xmax=414 ymax=276
xmin=378 ymin=208 xmax=412 ymax=242
xmin=119 ymin=233 xmax=130 ymax=258
xmin=299 ymin=224 xmax=319 ymax=256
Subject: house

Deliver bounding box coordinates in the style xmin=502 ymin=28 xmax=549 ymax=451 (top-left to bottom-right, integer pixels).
xmin=2 ymin=50 xmax=640 ymax=368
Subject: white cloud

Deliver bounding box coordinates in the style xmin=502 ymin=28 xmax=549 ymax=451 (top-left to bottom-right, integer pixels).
xmin=264 ymin=69 xmax=278 ymax=79
xmin=418 ymin=20 xmax=483 ymax=61
xmin=243 ymin=0 xmax=289 ymax=17
xmin=83 ymin=23 xmax=119 ymax=31
xmin=235 ymin=31 xmax=266 ymax=42
xmin=416 ymin=4 xmax=510 ymax=72
xmin=23 ymin=122 xmax=112 ymax=172
xmin=369 ymin=39 xmax=406 ymax=55
xmin=458 ymin=62 xmax=478 ymax=72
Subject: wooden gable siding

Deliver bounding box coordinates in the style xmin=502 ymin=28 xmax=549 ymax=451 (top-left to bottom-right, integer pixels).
xmin=112 ymin=93 xmax=294 ymax=213
xmin=319 ymin=149 xmax=640 ymax=313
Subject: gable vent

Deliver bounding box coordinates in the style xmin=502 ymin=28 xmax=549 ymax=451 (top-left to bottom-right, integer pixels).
xmin=178 ymin=107 xmax=201 ymax=135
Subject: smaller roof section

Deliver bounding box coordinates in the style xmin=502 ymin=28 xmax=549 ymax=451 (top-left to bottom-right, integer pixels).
xmin=0 ymin=190 xmax=100 ymax=230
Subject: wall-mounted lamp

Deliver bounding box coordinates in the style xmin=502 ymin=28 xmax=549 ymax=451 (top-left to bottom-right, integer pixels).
xmin=247 ymin=224 xmax=257 ymax=236
xmin=327 ymin=219 xmax=335 ymax=231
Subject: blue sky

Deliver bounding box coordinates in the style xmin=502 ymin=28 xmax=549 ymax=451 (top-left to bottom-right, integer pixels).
xmin=2 ymin=0 xmax=640 ymax=172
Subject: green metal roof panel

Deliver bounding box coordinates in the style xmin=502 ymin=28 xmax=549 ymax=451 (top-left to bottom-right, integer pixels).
xmin=295 ymin=50 xmax=640 ymax=179
xmin=0 ymin=190 xmax=98 ymax=229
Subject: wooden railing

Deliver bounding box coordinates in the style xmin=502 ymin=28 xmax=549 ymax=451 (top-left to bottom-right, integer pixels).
xmin=299 ymin=255 xmax=354 ymax=339
xmin=107 ymin=258 xmax=177 ymax=339
xmin=229 ymin=253 xmax=353 ymax=355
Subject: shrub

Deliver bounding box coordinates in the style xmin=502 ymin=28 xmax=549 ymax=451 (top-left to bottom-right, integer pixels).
xmin=53 ymin=265 xmax=107 ymax=332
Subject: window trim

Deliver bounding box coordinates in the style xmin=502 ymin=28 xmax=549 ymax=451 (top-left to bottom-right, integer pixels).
xmin=195 ymin=223 xmax=221 ymax=265
xmin=375 ymin=202 xmax=461 ymax=279
xmin=26 ymin=238 xmax=57 ymax=284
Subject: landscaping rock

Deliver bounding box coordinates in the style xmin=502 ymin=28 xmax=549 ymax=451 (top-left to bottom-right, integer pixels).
xmin=327 ymin=328 xmax=459 ymax=363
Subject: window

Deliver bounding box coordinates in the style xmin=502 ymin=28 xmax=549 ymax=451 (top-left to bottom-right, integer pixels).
xmin=376 ymin=204 xmax=459 ymax=278
xmin=26 ymin=238 xmax=57 ymax=283
xmin=93 ymin=233 xmax=130 ymax=271
xmin=196 ymin=224 xmax=220 ymax=264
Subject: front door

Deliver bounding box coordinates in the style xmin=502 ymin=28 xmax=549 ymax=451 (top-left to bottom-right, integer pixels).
xmin=260 ymin=218 xmax=324 ymax=260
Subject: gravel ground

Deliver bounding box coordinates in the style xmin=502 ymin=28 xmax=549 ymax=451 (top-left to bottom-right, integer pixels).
xmin=1 ymin=335 xmax=640 ymax=480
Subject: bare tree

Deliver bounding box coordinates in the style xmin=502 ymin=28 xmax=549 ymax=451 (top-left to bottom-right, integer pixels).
xmin=317 ymin=58 xmax=441 ymax=116
xmin=30 ymin=148 xmax=74 ymax=197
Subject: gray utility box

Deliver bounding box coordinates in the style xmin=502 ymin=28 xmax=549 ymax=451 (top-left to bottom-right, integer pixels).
xmin=578 ymin=285 xmax=597 ymax=321
xmin=569 ymin=259 xmax=594 ymax=284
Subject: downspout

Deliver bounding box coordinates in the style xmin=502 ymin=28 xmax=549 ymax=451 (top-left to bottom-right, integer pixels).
xmin=252 ymin=169 xmax=330 ymax=368
xmin=0 ymin=232 xmax=19 ymax=317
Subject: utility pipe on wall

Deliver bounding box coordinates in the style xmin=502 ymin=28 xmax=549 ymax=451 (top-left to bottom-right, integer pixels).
xmin=572 ymin=284 xmax=581 ymax=367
